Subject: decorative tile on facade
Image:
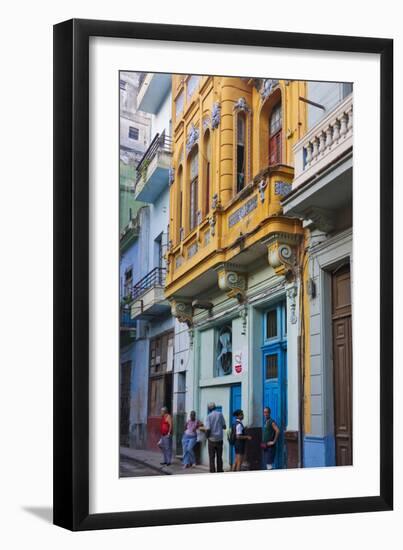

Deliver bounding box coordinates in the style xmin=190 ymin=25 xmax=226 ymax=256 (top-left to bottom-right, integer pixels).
xmin=228 ymin=195 xmax=258 ymax=228
xmin=274 ymin=181 xmax=292 ymax=196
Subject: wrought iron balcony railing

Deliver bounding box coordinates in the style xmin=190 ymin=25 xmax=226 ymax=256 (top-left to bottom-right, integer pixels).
xmin=130 ymin=267 xmax=166 ymax=302
xmin=135 ymin=132 xmax=172 ymax=185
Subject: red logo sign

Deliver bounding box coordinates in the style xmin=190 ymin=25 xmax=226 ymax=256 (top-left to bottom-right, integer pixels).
xmin=234 ymin=352 xmax=242 ymax=374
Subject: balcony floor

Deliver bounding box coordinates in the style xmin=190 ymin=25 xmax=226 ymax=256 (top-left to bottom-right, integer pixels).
xmin=283 ymin=153 xmax=352 ymax=219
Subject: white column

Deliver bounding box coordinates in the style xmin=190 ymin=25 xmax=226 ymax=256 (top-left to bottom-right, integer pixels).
xmin=285 ymin=281 xmax=300 ymax=432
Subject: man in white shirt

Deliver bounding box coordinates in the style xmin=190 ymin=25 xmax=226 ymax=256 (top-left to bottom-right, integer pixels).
xmin=204 ymin=402 xmax=226 ymax=473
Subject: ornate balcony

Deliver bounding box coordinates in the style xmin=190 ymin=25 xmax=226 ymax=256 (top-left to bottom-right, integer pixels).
xmin=134 ymin=132 xmax=172 ymax=203
xmin=165 ymin=165 xmax=303 ymax=301
xmin=129 ymin=267 xmax=170 ymax=320
xmin=283 ymin=94 xmax=353 ymax=231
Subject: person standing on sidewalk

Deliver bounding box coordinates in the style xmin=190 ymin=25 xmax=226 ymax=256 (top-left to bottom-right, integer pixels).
xmin=159 ymin=406 xmax=173 ymax=466
xmin=261 ymin=406 xmax=280 ymax=470
xmin=231 ymin=409 xmax=252 ymax=472
xmin=203 ymin=402 xmax=226 ymax=473
xmin=181 ymin=410 xmax=202 ymax=469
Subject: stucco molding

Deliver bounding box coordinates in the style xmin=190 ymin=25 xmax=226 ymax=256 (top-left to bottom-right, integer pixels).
xmin=186 ymin=123 xmax=200 ymax=153
xmin=202 ymin=115 xmax=211 ymax=131
xmin=233 ymin=97 xmax=251 ymax=113
xmin=239 ymin=304 xmax=248 ymax=335
xmin=170 ymin=299 xmax=193 ymax=328
xmin=286 ymin=283 xmax=298 ymax=324
xmin=216 ymin=265 xmax=247 ymax=304
xmin=260 ymin=78 xmax=279 ymax=101
xmin=208 ymin=212 xmax=216 ymax=236
xmin=168 ymin=167 xmax=175 ymax=186
xmin=211 ymin=101 xmax=221 ymax=129
xmin=264 ymin=232 xmax=301 ymax=278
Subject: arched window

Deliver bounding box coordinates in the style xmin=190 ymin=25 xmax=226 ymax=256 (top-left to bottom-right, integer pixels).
xmin=177 ymin=166 xmax=183 ymax=242
xmin=215 ymin=325 xmax=232 ymax=377
xmin=236 ymin=112 xmax=246 ymax=193
xmin=189 ymin=146 xmax=199 ymax=232
xmin=203 ymin=130 xmax=211 ymax=216
xmin=269 ymin=103 xmax=282 ymax=165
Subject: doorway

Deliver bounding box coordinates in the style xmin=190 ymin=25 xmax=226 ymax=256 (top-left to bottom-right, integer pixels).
xmin=331 ymin=263 xmax=352 ymax=465
xmin=229 ymin=383 xmax=242 ymax=465
xmin=262 ymin=301 xmax=287 ymax=469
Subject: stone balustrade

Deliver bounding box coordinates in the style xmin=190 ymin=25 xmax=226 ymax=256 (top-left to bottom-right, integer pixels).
xmin=292 ymin=94 xmax=353 ymax=190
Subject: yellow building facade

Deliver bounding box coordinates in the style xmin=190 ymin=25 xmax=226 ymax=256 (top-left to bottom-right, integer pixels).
xmin=165 ymin=76 xmax=307 ymax=301
xmin=163 ymin=74 xmax=313 ymax=470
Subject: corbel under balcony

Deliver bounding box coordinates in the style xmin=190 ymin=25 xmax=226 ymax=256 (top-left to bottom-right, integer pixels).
xmin=170 ymin=299 xmax=193 ymax=327
xmin=216 ymin=263 xmax=247 ymax=304
xmin=263 ymin=232 xmax=302 ymax=279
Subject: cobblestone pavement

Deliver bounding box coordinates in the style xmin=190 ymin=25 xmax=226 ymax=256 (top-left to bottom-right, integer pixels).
xmin=120 ymin=446 xmax=209 ymax=477
xmin=119 ymin=456 xmax=161 ymax=477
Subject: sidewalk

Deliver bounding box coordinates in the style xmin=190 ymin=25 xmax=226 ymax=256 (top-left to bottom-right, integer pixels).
xmin=120 ymin=446 xmax=209 ymax=475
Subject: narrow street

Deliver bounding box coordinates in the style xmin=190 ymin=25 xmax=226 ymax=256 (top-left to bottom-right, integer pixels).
xmin=120 ymin=447 xmax=209 ymax=477
xmin=119 ymin=455 xmax=161 ymax=477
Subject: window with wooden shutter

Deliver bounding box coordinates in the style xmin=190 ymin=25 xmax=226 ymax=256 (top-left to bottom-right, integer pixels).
xmin=236 ymin=112 xmax=246 ymax=192
xmin=204 ymin=130 xmax=211 ymax=216
xmin=269 ymin=103 xmax=282 ymax=165
xmin=189 ymin=147 xmax=199 ymax=231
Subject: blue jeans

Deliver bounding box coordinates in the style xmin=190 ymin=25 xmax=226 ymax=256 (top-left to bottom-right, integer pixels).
xmin=182 ymin=434 xmax=197 ymax=466
xmin=160 ymin=435 xmax=172 ymax=464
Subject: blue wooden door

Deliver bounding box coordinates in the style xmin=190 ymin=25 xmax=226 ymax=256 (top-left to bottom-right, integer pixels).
xmin=262 ymin=302 xmax=287 ymax=469
xmin=230 ymin=384 xmax=242 ymax=465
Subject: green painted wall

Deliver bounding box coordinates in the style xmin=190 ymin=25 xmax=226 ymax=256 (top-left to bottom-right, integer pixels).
xmin=120 ymin=161 xmax=144 ymax=232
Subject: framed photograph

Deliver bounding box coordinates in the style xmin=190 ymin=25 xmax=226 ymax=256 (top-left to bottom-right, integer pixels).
xmin=53 ymin=19 xmax=393 ymax=531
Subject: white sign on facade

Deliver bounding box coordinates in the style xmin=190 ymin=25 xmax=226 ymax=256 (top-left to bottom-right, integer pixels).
xmin=233 ymin=348 xmax=248 ymax=375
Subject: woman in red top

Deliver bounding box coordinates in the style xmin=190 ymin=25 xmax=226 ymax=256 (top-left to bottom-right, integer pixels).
xmin=159 ymin=407 xmax=173 ymax=466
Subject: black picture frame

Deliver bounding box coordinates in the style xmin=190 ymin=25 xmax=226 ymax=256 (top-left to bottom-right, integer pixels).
xmin=53 ymin=18 xmax=393 ymax=531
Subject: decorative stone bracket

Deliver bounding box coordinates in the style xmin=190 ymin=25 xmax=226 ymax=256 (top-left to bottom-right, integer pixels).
xmin=170 ymin=299 xmax=193 ymax=327
xmin=264 ymin=232 xmax=301 ymax=278
xmin=216 ymin=264 xmax=247 ymax=304
xmin=170 ymin=299 xmax=194 ymax=348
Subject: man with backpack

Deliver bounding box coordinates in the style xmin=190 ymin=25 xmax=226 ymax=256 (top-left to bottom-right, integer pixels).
xmin=261 ymin=406 xmax=280 ymax=470
xmin=230 ymin=409 xmax=252 ymax=471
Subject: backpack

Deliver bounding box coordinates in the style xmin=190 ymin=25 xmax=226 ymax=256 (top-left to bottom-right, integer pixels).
xmin=227 ymin=423 xmax=237 ymax=446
